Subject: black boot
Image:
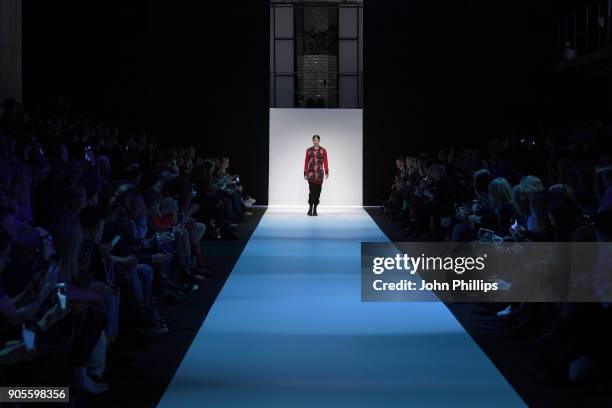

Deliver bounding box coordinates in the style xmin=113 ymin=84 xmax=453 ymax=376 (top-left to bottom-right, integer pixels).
xmin=313 ymin=204 xmax=318 ymax=216
xmin=307 ymin=203 xmax=313 ymax=216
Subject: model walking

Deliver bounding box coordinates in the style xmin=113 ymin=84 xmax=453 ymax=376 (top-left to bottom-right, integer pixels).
xmin=303 ymin=134 xmax=329 ymax=216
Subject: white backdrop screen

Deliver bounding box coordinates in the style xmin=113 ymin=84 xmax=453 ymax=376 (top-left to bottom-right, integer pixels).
xmin=268 ymin=109 xmax=363 ymax=206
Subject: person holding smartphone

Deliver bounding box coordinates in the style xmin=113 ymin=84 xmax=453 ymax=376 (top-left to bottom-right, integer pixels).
xmin=103 ymin=190 xmax=167 ymax=334
xmin=451 ymin=169 xmax=492 ymax=242
xmin=148 ymin=197 xmax=210 ymax=280
xmin=0 ymin=225 xmax=69 ymax=366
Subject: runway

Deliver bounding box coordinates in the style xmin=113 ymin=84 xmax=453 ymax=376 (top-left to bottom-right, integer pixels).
xmin=158 ymin=207 xmax=525 ymax=407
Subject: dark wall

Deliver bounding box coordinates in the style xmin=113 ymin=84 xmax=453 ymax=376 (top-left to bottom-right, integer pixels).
xmin=24 ymin=1 xmax=270 ymax=203
xmin=547 ymin=0 xmax=612 ymax=123
xmin=24 ymin=2 xmax=122 ymax=117
xmin=163 ymin=1 xmax=270 ymax=203
xmin=25 ymin=1 xmax=564 ymax=206
xmin=363 ymin=1 xmax=555 ymax=205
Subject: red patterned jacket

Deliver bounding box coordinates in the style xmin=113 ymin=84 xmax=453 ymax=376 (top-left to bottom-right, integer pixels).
xmin=304 ymin=146 xmax=329 ymax=184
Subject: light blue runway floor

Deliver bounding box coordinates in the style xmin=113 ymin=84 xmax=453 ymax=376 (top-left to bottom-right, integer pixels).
xmin=159 ymin=207 xmax=525 ymax=407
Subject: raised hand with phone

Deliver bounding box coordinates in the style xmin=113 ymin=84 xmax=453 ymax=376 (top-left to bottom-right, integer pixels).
xmin=509 ymin=219 xmax=527 ymax=241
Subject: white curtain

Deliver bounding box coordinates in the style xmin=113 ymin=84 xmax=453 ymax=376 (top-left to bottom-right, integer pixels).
xmin=0 ymin=0 xmax=22 ymax=103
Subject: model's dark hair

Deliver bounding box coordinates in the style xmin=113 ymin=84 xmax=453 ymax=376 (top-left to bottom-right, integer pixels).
xmin=312 ymin=135 xmax=320 ymax=140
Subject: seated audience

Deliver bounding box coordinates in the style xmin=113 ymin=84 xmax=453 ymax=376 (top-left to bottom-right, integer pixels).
xmin=0 ymin=95 xmax=258 ymax=398
xmin=381 ymin=120 xmax=612 ymax=384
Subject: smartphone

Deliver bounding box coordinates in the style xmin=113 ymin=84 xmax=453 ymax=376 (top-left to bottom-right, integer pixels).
xmin=56 ymin=283 xmax=67 ymax=311
xmin=177 ymin=212 xmax=185 ymax=226
xmin=149 ymin=232 xmax=159 ymax=250
xmin=22 ymin=322 xmax=37 ymax=350
xmin=235 ymin=176 xmax=240 ymax=183
xmin=84 ymin=145 xmax=93 ymax=162
xmin=511 ymin=219 xmax=518 ymax=233
xmin=477 ymin=228 xmax=495 ymax=241
xmin=110 ymin=235 xmax=121 ymax=248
